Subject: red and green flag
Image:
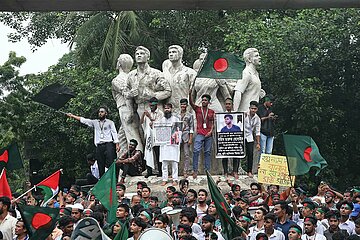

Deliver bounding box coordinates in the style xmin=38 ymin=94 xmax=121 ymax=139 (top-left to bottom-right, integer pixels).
xmin=0 ymin=143 xmax=23 ymax=170
xmin=0 ymin=168 xmax=12 ymax=199
xmin=18 ymin=204 xmax=59 ymax=240
xmin=206 ymin=171 xmax=244 ymax=240
xmin=197 ymin=51 xmax=245 ymax=79
xmin=36 ymin=170 xmax=61 ymax=207
xmin=113 ymin=220 xmax=129 ymax=240
xmin=283 ymin=134 xmax=328 ymax=176
xmin=92 ymin=162 xmax=117 ymax=224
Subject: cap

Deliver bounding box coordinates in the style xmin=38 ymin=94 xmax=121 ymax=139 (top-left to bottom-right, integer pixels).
xmin=236 ymin=197 xmax=250 ymax=205
xmin=302 ymin=199 xmax=316 ymax=210
xmin=161 ymin=206 xmax=173 ymax=214
xmin=71 ymin=203 xmax=84 ymax=211
xmin=202 ymin=214 xmax=216 ymax=223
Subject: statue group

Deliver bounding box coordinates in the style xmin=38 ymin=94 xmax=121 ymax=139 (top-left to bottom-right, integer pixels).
xmin=111 ymin=45 xmax=265 ymax=157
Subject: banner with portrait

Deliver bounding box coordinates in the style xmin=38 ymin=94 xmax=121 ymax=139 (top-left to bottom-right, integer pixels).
xmin=153 ymin=121 xmax=183 ymax=145
xmin=215 ymin=112 xmax=245 ymax=158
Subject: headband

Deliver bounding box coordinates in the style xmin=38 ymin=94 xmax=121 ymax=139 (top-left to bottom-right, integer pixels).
xmin=141 ymin=211 xmax=152 ymax=221
xmin=303 ymin=203 xmax=315 ymax=210
xmin=316 ymin=208 xmax=325 ymax=214
xmin=239 ymin=216 xmax=251 ymax=223
xmin=342 ymin=203 xmax=352 ymax=209
xmin=290 ymin=227 xmax=302 ymax=234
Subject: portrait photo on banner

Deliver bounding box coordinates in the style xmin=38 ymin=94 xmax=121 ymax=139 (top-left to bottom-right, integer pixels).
xmin=154 ymin=121 xmax=183 ymax=145
xmin=215 ymin=112 xmax=245 ymax=158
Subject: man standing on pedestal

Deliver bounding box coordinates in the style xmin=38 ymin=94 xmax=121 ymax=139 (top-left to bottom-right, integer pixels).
xmin=67 ymin=107 xmax=120 ymax=177
xmin=258 ymin=95 xmax=276 ymax=154
xmin=159 ymin=103 xmax=181 ymax=186
xmin=189 ymin=88 xmax=215 ymax=179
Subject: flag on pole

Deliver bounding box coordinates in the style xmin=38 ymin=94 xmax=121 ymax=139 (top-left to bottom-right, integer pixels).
xmin=18 ymin=204 xmax=59 ymax=240
xmin=32 ymin=83 xmax=75 ymax=110
xmin=92 ymin=162 xmax=117 ymax=224
xmin=36 ymin=170 xmax=61 ymax=207
xmin=0 ymin=168 xmax=12 ymax=198
xmin=206 ymin=171 xmax=244 ymax=240
xmin=197 ymin=51 xmax=245 ymax=79
xmin=0 ymin=142 xmax=23 ymax=170
xmin=283 ymin=134 xmax=328 ymax=176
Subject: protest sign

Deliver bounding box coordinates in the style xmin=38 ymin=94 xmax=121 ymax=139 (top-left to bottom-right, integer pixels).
xmin=215 ymin=112 xmax=245 ymax=158
xmin=153 ymin=121 xmax=182 ymax=145
xmin=258 ymin=154 xmax=295 ymax=187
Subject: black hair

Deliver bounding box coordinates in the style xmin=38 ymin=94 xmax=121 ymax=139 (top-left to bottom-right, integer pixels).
xmin=91 ymin=212 xmax=104 ymax=227
xmin=130 ymin=217 xmax=147 ymax=231
xmin=167 ymin=186 xmax=176 ymax=193
xmin=149 ymin=97 xmax=159 ymax=103
xmin=86 ymin=153 xmax=96 ymax=162
xmin=231 ymin=184 xmax=240 ymax=193
xmin=249 ymin=101 xmax=259 ymax=107
xmin=256 ymin=233 xmax=269 ymax=240
xmin=332 ymin=231 xmax=347 ymax=240
xmin=224 ymin=114 xmax=233 ymax=120
xmin=154 ymin=214 xmax=169 ymax=225
xmin=201 ymin=94 xmax=211 ymax=101
xmin=232 ymin=206 xmax=242 ymax=219
xmin=149 ymin=196 xmax=159 ymax=202
xmin=264 ymin=213 xmax=276 ymax=222
xmin=142 ymin=186 xmax=151 ymax=192
xmin=0 ymin=197 xmax=11 ymax=210
xmin=187 ymin=189 xmax=197 ymax=198
xmin=98 ymin=106 xmax=109 ymax=113
xmin=179 ymin=179 xmax=189 ymax=189
xmin=117 ymin=203 xmax=130 ymax=213
xmin=225 ymin=97 xmax=233 ymax=102
xmin=180 ymin=98 xmax=188 ymax=104
xmin=129 ymin=139 xmax=138 ymax=146
xmin=58 ymin=215 xmax=75 ymax=228
xmin=198 ymin=188 xmax=208 ymax=197
xmin=164 ymin=103 xmax=173 ymax=108
xmin=250 ymin=182 xmax=261 ymax=190
xmin=274 ymin=200 xmax=288 ymax=211
xmin=181 ymin=208 xmax=196 ymax=223
xmin=116 ymin=182 xmax=126 ymax=191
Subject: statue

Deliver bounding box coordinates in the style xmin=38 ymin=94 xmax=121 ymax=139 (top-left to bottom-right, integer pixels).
xmin=111 ymin=54 xmax=143 ymax=151
xmin=164 ymin=45 xmax=197 ymax=113
xmin=233 ymin=48 xmax=265 ymax=112
xmin=191 ymin=53 xmax=232 ymax=113
xmin=126 ymin=46 xmax=172 ymax=128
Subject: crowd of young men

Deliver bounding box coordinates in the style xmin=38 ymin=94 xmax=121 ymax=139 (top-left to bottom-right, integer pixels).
xmin=1 ymin=179 xmax=360 ymax=240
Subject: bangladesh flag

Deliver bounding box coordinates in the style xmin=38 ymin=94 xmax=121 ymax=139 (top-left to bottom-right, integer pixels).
xmin=113 ymin=220 xmax=129 ymax=240
xmin=0 ymin=142 xmax=23 ymax=170
xmin=36 ymin=170 xmax=61 ymax=207
xmin=18 ymin=204 xmax=59 ymax=240
xmin=283 ymin=134 xmax=328 ymax=176
xmin=0 ymin=168 xmax=12 ymax=199
xmin=92 ymin=162 xmax=117 ymax=224
xmin=197 ymin=51 xmax=245 ymax=79
xmin=206 ymin=171 xmax=244 ymax=240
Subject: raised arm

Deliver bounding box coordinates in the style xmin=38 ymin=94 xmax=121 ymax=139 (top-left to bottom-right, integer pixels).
xmin=66 ymin=113 xmax=81 ymax=121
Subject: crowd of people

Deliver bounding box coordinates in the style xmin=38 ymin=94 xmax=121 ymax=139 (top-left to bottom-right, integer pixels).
xmin=1 ymin=178 xmax=360 ymax=240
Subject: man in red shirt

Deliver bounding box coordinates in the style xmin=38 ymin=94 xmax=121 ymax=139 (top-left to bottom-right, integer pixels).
xmin=189 ymin=89 xmax=215 ymax=178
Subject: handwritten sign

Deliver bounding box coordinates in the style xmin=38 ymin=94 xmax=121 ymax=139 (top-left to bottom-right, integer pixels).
xmin=258 ymin=154 xmax=295 ymax=187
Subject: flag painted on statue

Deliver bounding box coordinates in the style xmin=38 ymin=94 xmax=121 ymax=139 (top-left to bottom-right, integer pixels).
xmin=197 ymin=51 xmax=245 ymax=79
xmin=92 ymin=162 xmax=117 ymax=224
xmin=0 ymin=143 xmax=23 ymax=170
xmin=36 ymin=170 xmax=61 ymax=207
xmin=283 ymin=134 xmax=328 ymax=176
xmin=206 ymin=171 xmax=244 ymax=240
xmin=18 ymin=204 xmax=59 ymax=240
xmin=0 ymin=168 xmax=12 ymax=199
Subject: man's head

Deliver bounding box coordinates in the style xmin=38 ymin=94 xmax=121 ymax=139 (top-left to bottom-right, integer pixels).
xmin=250 ymin=182 xmax=261 ymax=196
xmin=0 ymin=196 xmax=11 ymax=215
xmin=141 ymin=186 xmax=151 ymax=199
xmin=116 ymin=53 xmax=134 ymax=73
xmin=225 ymin=98 xmax=233 ymax=112
xmin=264 ymin=213 xmax=276 ymax=232
xmin=172 ymin=191 xmax=184 ymax=206
xmin=154 ymin=214 xmax=169 ymax=229
xmin=66 ymin=192 xmax=77 ymax=204
xmin=177 ymin=224 xmax=192 ymax=238
xmin=149 ymin=196 xmax=159 ymax=209
xmin=338 ymin=200 xmax=353 ymax=217
xmin=327 ymin=210 xmax=341 ymax=230
xmin=288 ymin=224 xmax=302 ymax=240
xmin=325 ymin=191 xmax=335 ymax=204
xmin=86 ymin=153 xmax=96 ymax=166
xmin=253 ymin=208 xmax=266 ymax=221
xmin=236 ymin=197 xmax=249 ymax=210
xmin=303 ymin=216 xmax=317 ymax=235
xmin=116 ymin=183 xmax=126 ymax=198
xmin=116 ymin=203 xmax=129 ymax=219
xmin=71 ymin=203 xmax=84 ymax=222
xmin=148 ymin=97 xmax=159 ymax=112
xmin=355 ymin=218 xmax=360 ymax=235
xmin=135 ymin=46 xmax=150 ymax=63
xmin=198 ymin=189 xmax=208 ymax=204
xmin=130 ymin=217 xmax=147 ymax=234
xmin=263 ymin=95 xmax=273 ymax=108
xmin=168 ymin=45 xmax=183 ymax=62
xmin=180 ymin=98 xmax=189 ymax=112
xmin=129 ymin=139 xmax=138 ymax=151
xmin=315 ymin=206 xmax=328 ymax=221
xmin=201 ymin=214 xmax=215 ymax=233
xmin=201 ymin=94 xmax=211 ymax=108
xmin=164 ymin=103 xmax=173 ymax=119
xmin=273 ymin=200 xmax=288 ymax=219
xmin=343 ymin=189 xmax=353 ymax=202
xmin=243 ymin=48 xmax=260 ymax=66
xmin=166 ymin=186 xmax=176 ymax=199
xmin=98 ymin=107 xmax=108 ymax=120
xmin=139 ymin=209 xmax=152 ymax=223
xmin=186 ymin=189 xmax=197 ymax=204
xmin=301 ymin=199 xmax=316 ymax=217
xmin=15 ymin=219 xmax=27 ymax=237
xmin=131 ymin=195 xmax=141 ymax=207
xmin=224 ymin=114 xmax=233 ymax=126
xmin=58 ymin=215 xmax=75 ymax=236
xmin=249 ymin=101 xmax=259 ymax=116
xmin=238 ymin=214 xmax=252 ymax=229
xmin=180 ymin=209 xmax=196 ymax=226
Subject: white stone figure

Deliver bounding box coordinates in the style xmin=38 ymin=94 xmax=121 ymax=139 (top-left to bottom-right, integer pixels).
xmin=164 ymin=45 xmax=197 ymax=113
xmin=191 ymin=53 xmax=231 ymax=113
xmin=233 ymin=48 xmax=265 ymax=112
xmin=126 ymin=46 xmax=172 ymax=128
xmin=111 ymin=54 xmax=143 ymax=151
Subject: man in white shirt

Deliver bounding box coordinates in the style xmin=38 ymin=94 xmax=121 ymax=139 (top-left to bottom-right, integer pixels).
xmin=201 ymin=214 xmax=225 ymax=240
xmin=0 ymin=197 xmax=17 ymax=240
xmin=338 ymin=200 xmax=355 ymax=234
xmin=250 ymin=213 xmax=285 ymax=240
xmin=67 ymin=107 xmax=120 ymax=177
xmin=301 ymin=216 xmax=326 ymax=240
